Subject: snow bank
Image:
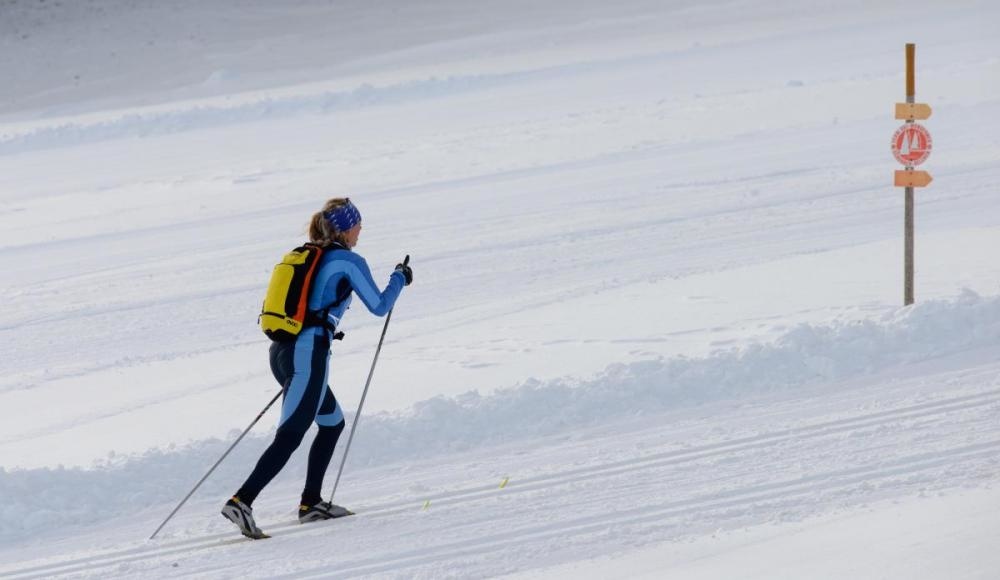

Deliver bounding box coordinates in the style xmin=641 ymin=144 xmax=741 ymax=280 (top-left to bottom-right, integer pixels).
xmin=355 ymin=289 xmax=1000 ymax=459
xmin=3 ymin=291 xmax=1000 ymax=543
xmin=0 ymin=77 xmax=486 ymax=155
xmin=0 ymin=57 xmax=604 ymax=156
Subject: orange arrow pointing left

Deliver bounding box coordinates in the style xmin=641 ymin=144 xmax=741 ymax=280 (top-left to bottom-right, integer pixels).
xmin=894 ymin=169 xmax=933 ymax=187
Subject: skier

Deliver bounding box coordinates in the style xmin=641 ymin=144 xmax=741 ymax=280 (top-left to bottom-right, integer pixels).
xmin=222 ymin=197 xmax=412 ymax=539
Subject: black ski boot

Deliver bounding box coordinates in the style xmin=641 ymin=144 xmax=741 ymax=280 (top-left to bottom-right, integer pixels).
xmin=221 ymin=496 xmax=269 ymax=539
xmin=298 ymin=500 xmax=354 ymax=523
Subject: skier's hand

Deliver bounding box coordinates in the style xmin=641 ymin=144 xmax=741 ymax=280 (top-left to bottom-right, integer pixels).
xmin=394 ymin=255 xmax=413 ymax=286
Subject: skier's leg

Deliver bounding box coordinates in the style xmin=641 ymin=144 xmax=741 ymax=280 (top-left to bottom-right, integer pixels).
xmin=235 ymin=334 xmax=330 ymax=505
xmin=302 ymin=386 xmax=345 ymax=506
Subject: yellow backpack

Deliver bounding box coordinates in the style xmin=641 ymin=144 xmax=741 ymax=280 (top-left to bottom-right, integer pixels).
xmin=259 ymin=244 xmax=351 ymax=341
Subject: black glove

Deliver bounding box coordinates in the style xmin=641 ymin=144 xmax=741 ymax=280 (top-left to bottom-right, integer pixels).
xmin=395 ymin=256 xmax=413 ymax=286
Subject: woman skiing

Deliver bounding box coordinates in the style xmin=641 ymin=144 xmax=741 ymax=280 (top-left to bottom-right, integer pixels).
xmin=222 ymin=197 xmax=412 ymax=539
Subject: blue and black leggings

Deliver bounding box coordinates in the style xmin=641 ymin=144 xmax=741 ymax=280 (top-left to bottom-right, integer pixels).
xmin=237 ymin=331 xmax=346 ymax=506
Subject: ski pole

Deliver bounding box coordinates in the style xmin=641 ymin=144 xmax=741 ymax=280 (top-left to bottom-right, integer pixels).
xmin=328 ymin=255 xmax=407 ymax=503
xmin=149 ymin=390 xmax=282 ymax=540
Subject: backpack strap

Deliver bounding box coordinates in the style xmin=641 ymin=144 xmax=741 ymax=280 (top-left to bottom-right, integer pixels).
xmin=305 ymin=277 xmax=354 ymax=340
xmin=327 ymin=277 xmax=354 ymax=311
xmin=299 ymin=241 xmax=355 ymax=340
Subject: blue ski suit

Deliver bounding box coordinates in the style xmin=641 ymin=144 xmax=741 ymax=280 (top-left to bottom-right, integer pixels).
xmin=237 ymin=245 xmax=405 ymax=506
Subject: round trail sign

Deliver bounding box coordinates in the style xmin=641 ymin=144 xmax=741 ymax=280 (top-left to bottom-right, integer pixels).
xmin=891 ymin=123 xmax=932 ymax=166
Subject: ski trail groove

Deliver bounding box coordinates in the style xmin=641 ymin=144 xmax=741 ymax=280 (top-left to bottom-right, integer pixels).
xmin=2 ymin=386 xmax=997 ymax=579
xmin=284 ymin=440 xmax=1000 ymax=579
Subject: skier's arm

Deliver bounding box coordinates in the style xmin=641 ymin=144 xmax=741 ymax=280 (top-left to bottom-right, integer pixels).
xmin=344 ymin=255 xmax=405 ymax=316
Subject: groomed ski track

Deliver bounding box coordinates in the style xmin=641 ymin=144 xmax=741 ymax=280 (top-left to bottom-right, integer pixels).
xmin=3 ymin=351 xmax=998 ymax=578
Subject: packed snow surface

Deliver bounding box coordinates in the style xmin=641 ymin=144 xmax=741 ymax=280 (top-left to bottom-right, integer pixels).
xmin=1 ymin=0 xmax=999 ymax=578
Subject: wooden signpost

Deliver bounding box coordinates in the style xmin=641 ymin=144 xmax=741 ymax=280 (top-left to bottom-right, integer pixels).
xmin=892 ymin=43 xmax=932 ymax=306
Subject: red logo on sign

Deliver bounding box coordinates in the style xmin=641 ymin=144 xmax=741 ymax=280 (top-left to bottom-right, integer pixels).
xmin=891 ymin=123 xmax=932 ymax=166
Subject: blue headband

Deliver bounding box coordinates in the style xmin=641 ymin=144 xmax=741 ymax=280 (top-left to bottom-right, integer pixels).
xmin=324 ymin=200 xmax=362 ymax=232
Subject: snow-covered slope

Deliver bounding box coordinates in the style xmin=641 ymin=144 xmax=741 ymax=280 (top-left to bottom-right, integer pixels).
xmin=1 ymin=0 xmax=998 ymax=577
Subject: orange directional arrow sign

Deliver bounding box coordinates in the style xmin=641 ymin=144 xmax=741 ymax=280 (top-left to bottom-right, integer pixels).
xmin=895 ymin=102 xmax=933 ymax=120
xmin=894 ymin=169 xmax=933 ymax=187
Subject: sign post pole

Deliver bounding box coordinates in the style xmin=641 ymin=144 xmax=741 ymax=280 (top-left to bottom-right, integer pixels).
xmin=904 ymin=43 xmax=915 ymax=306
xmin=891 ymin=44 xmax=932 ymax=305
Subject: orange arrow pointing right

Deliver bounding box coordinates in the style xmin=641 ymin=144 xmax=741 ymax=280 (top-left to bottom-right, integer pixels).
xmin=894 ymin=169 xmax=933 ymax=187
xmin=894 ymin=102 xmax=933 ymax=121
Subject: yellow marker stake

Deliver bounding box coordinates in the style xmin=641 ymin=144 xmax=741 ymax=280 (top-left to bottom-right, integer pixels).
xmin=499 ymin=477 xmax=510 ymax=489
xmin=422 ymin=500 xmax=431 ymax=511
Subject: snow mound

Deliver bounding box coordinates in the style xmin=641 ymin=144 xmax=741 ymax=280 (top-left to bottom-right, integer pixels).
xmin=3 ymin=290 xmax=999 ymax=543
xmin=356 ymin=289 xmax=1000 ymax=458
xmin=0 ymin=66 xmax=555 ymax=155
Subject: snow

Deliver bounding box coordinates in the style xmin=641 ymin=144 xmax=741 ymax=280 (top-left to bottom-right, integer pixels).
xmin=2 ymin=290 xmax=1000 ymax=547
xmin=1 ymin=0 xmax=999 ymax=577
xmin=514 ymin=487 xmax=1000 ymax=579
